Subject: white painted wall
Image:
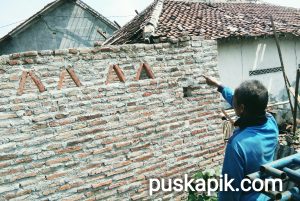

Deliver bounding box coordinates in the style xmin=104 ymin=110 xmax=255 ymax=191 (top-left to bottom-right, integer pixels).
xmin=217 ymin=36 xmax=300 ymax=102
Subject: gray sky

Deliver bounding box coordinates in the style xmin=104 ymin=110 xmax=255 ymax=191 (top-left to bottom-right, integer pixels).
xmin=0 ymin=0 xmax=299 ymax=38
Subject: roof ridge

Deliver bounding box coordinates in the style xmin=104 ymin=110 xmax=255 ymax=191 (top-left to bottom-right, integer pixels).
xmin=144 ymin=0 xmax=165 ymax=43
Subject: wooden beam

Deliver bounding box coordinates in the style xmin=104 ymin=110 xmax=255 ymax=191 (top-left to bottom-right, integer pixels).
xmin=221 ymin=109 xmax=235 ymax=125
xmin=293 ymin=69 xmax=300 ymax=134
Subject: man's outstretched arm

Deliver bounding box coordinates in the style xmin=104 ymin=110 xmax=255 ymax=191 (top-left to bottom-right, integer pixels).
xmin=202 ymin=75 xmax=234 ymax=107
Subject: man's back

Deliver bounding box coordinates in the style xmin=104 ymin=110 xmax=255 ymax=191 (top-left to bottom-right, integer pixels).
xmin=217 ymin=86 xmax=279 ymax=201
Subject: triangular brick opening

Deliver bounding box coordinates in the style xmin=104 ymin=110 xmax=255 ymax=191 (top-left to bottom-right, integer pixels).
xmin=58 ymin=67 xmax=82 ymax=90
xmin=17 ymin=71 xmax=46 ymax=95
xmin=135 ymin=63 xmax=155 ymax=80
xmin=106 ymin=64 xmax=126 ymax=84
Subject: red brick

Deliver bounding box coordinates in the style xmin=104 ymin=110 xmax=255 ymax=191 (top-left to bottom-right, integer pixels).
xmin=109 ymin=181 xmax=127 ymax=189
xmin=115 ymin=141 xmax=132 ymax=148
xmin=81 ymin=128 xmax=105 ymax=135
xmin=191 ymin=129 xmax=207 ymax=135
xmin=66 ymin=67 xmax=82 ymax=87
xmin=100 ymin=47 xmax=114 ymax=52
xmin=69 ymin=49 xmax=78 ymax=54
xmin=46 ymin=157 xmax=71 ymax=166
xmin=91 ymin=179 xmax=112 ymax=189
xmin=62 ymin=194 xmax=85 ymax=201
xmin=93 ymin=146 xmax=113 ymax=155
xmin=59 ymin=184 xmax=71 ymax=191
xmin=0 ymin=161 xmax=10 ymax=168
xmin=78 ymin=114 xmax=102 ymax=121
xmin=136 ymin=162 xmax=166 ymax=174
xmin=0 ymin=154 xmax=17 ymax=160
xmin=57 ymin=70 xmax=67 ymax=90
xmin=55 ymin=113 xmax=68 ymax=119
xmin=130 ymin=143 xmax=151 ymax=152
xmin=170 ymin=122 xmax=185 ymax=130
xmin=67 ymin=138 xmax=92 ymax=146
xmin=55 ymin=146 xmax=82 ymax=154
xmin=13 ymin=172 xmax=37 ymax=181
xmin=142 ymin=92 xmax=152 ymax=97
xmin=9 ymin=60 xmax=21 ymax=65
xmin=15 ymin=156 xmax=32 ymax=164
xmin=24 ymin=58 xmax=34 ymax=64
xmin=113 ymin=161 xmax=131 ymax=169
xmin=89 ymin=120 xmax=107 ymax=127
xmin=106 ymin=168 xmax=127 ymax=177
xmin=28 ymin=71 xmax=46 ymax=93
xmin=46 ymin=172 xmax=67 ymax=180
xmin=133 ymin=153 xmax=154 ymax=162
xmin=176 ymin=154 xmax=192 ymax=161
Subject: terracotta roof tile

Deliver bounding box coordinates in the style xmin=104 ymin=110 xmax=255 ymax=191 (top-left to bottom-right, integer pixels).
xmin=103 ymin=0 xmax=159 ymax=45
xmin=105 ymin=0 xmax=300 ymax=45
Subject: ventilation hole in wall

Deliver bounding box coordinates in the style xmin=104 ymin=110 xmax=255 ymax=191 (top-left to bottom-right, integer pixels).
xmin=106 ymin=64 xmax=126 ymax=84
xmin=135 ymin=63 xmax=155 ymax=80
xmin=139 ymin=69 xmax=149 ymax=80
xmin=183 ymin=87 xmax=193 ymax=98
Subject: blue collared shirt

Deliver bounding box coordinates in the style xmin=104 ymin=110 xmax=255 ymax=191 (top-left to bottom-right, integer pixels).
xmin=218 ymin=87 xmax=279 ymax=201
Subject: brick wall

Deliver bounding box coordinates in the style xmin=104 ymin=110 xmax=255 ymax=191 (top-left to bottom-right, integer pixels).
xmin=0 ymin=37 xmax=224 ymax=200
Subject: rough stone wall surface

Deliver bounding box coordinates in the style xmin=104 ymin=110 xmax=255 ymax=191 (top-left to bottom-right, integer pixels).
xmin=0 ymin=37 xmax=224 ymax=200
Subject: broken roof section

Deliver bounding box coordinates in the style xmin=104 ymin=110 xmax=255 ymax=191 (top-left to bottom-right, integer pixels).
xmin=104 ymin=0 xmax=300 ymax=45
xmin=0 ymin=0 xmax=119 ymax=44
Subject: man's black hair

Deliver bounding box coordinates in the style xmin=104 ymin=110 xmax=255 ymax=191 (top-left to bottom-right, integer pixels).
xmin=234 ymin=80 xmax=268 ymax=116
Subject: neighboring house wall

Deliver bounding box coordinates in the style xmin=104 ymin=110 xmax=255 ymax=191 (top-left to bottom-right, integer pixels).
xmin=217 ymin=36 xmax=300 ymax=102
xmin=0 ymin=1 xmax=116 ymax=55
xmin=0 ymin=38 xmax=224 ymax=200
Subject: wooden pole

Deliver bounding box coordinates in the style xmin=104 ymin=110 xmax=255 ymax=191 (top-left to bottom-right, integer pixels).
xmin=270 ymin=16 xmax=294 ymax=113
xmin=221 ymin=109 xmax=235 ymax=125
xmin=293 ymin=68 xmax=300 ymax=135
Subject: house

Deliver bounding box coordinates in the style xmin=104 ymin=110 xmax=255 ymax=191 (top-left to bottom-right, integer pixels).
xmin=0 ymin=0 xmax=119 ymax=55
xmin=104 ymin=0 xmax=300 ymax=101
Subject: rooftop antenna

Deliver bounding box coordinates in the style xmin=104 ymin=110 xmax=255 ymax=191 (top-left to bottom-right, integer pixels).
xmin=97 ymin=29 xmax=107 ymax=39
xmin=114 ymin=21 xmax=121 ymax=29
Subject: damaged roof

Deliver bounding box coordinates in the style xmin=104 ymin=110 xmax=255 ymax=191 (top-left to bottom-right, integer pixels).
xmin=104 ymin=0 xmax=300 ymax=45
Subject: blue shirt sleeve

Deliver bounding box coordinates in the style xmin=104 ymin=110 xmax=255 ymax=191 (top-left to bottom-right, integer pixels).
xmin=218 ymin=143 xmax=244 ymax=201
xmin=218 ymin=86 xmax=234 ymax=107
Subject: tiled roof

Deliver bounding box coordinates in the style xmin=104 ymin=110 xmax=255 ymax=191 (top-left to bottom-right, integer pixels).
xmin=105 ymin=0 xmax=300 ymax=45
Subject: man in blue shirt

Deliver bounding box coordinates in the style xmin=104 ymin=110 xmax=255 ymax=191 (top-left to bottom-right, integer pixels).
xmin=202 ymin=76 xmax=279 ymax=201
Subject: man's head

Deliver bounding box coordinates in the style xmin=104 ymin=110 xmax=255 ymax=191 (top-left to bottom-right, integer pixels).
xmin=233 ymin=80 xmax=268 ymax=117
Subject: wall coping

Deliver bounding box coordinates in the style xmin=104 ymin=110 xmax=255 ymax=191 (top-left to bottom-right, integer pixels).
xmin=0 ymin=36 xmax=211 ymax=66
